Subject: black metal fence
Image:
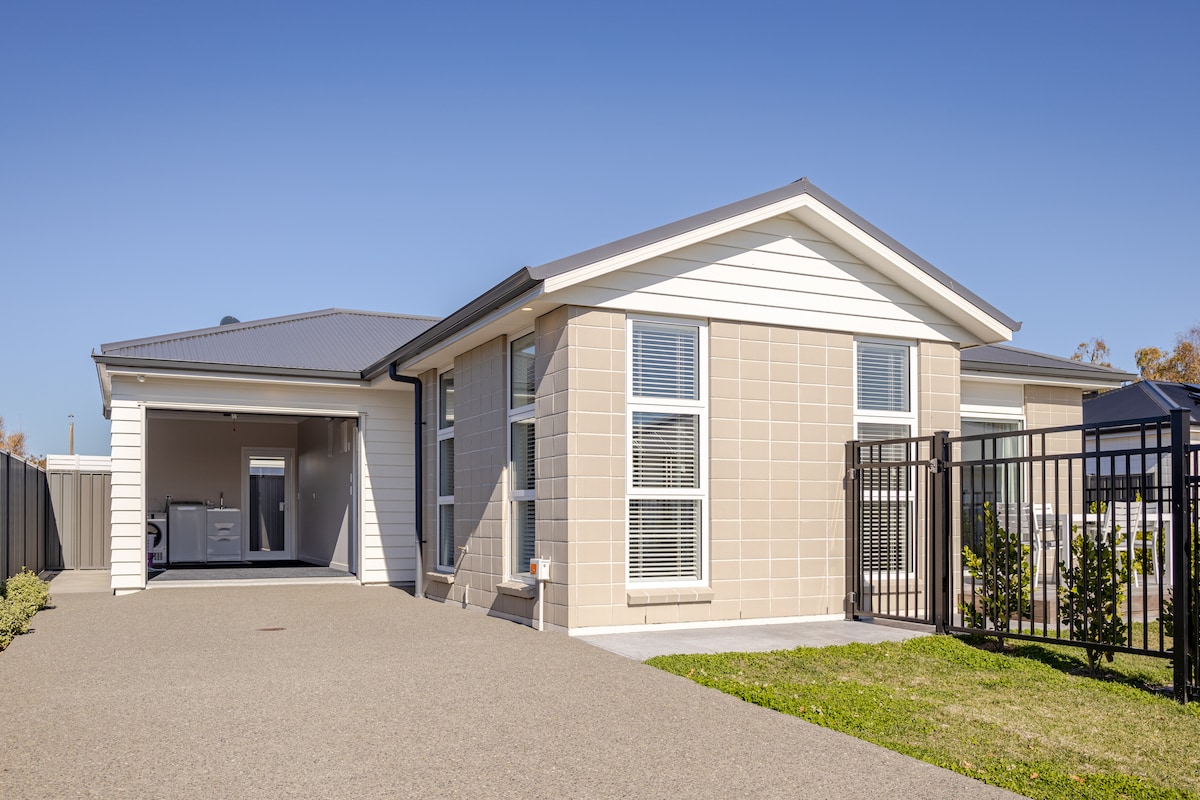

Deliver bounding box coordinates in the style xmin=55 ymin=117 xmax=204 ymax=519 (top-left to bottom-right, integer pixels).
xmin=1 ymin=450 xmax=50 ymax=580
xmin=847 ymin=408 xmax=1199 ymax=702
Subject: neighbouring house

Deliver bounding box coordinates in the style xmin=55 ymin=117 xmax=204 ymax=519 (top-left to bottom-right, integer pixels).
xmin=93 ymin=178 xmax=1131 ymax=632
xmin=1082 ymin=379 xmax=1200 ymax=501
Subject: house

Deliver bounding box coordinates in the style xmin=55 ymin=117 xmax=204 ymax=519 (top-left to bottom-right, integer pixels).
xmin=1082 ymin=380 xmax=1200 ymax=500
xmin=93 ymin=178 xmax=1130 ymax=632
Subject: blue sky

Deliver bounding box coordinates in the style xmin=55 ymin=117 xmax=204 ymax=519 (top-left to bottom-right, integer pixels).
xmin=3 ymin=1 xmax=1197 ymax=457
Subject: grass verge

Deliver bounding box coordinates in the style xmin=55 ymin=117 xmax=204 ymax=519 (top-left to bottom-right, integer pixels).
xmin=647 ymin=635 xmax=1200 ymax=799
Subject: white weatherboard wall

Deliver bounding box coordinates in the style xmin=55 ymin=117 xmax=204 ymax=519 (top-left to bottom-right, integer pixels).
xmin=552 ymin=216 xmax=976 ymax=345
xmin=106 ymin=373 xmax=416 ymax=593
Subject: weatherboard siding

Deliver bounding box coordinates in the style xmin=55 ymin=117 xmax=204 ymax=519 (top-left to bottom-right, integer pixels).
xmin=551 ymin=216 xmax=973 ymax=345
xmin=106 ymin=374 xmax=417 ymax=590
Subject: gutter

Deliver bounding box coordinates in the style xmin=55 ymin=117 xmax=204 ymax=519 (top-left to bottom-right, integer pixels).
xmin=363 ymin=269 xmax=541 ymax=379
xmin=387 ymin=364 xmax=424 ymax=599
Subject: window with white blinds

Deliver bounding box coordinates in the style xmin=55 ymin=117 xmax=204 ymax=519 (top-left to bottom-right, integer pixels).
xmin=628 ymin=318 xmax=706 ymax=585
xmin=508 ymin=333 xmax=537 ymax=578
xmin=628 ymin=499 xmax=700 ymax=580
xmin=854 ymin=340 xmax=916 ymax=574
xmin=856 ymin=341 xmax=910 ymax=412
xmin=632 ymin=322 xmax=699 ymax=400
xmin=436 ymin=370 xmax=455 ymax=572
xmin=631 ymin=412 xmax=698 ymax=488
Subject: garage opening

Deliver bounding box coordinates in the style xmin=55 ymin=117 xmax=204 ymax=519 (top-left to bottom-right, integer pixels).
xmin=143 ymin=409 xmax=358 ymax=581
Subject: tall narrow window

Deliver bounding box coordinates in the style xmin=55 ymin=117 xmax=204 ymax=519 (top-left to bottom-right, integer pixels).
xmin=854 ymin=340 xmax=916 ymax=573
xmin=628 ymin=319 xmax=706 ymax=584
xmin=436 ymin=370 xmax=455 ymax=571
xmin=509 ymin=332 xmax=536 ymax=577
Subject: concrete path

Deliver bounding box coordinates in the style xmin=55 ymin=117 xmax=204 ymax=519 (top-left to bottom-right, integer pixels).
xmin=0 ymin=583 xmax=1018 ymax=799
xmin=577 ymin=618 xmax=927 ymax=660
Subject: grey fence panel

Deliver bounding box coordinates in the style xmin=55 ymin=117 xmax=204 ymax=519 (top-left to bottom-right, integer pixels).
xmin=1 ymin=450 xmax=49 ymax=580
xmin=47 ymin=470 xmax=111 ymax=570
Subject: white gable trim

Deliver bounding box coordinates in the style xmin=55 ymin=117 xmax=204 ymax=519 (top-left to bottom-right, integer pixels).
xmin=542 ymin=193 xmax=1015 ymax=346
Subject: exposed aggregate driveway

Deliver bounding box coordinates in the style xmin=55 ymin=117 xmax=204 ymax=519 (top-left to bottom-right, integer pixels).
xmin=0 ymin=584 xmax=1018 ymax=799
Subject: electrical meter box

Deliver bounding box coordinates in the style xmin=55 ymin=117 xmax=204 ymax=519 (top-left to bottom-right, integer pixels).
xmin=530 ymin=558 xmax=551 ymax=581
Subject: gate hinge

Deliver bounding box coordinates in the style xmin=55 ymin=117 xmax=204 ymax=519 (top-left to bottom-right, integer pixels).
xmin=846 ymin=468 xmax=861 ymax=481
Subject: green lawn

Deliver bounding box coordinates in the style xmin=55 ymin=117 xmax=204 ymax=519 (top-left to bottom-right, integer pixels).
xmin=647 ymin=635 xmax=1200 ymax=800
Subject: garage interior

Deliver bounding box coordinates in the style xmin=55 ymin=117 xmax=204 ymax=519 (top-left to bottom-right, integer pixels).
xmin=144 ymin=410 xmax=357 ymax=579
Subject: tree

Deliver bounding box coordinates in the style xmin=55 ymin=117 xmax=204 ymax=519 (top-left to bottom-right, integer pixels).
xmin=1071 ymin=338 xmax=1113 ymax=368
xmin=0 ymin=417 xmax=29 ymax=458
xmin=1135 ymin=324 xmax=1200 ymax=383
xmin=960 ymin=504 xmax=1032 ymax=646
xmin=1058 ymin=530 xmax=1131 ymax=675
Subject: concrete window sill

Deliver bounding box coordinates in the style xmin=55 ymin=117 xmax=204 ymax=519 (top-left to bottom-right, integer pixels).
xmin=426 ymin=571 xmax=455 ymax=586
xmin=496 ymin=580 xmax=536 ymax=599
xmin=627 ymin=587 xmax=715 ymax=606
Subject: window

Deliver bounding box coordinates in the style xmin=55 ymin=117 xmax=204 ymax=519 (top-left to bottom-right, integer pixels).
xmin=436 ymin=370 xmax=455 ymax=571
xmin=857 ymin=341 xmax=910 ymax=413
xmin=509 ymin=332 xmax=536 ymax=577
xmin=627 ymin=319 xmax=706 ymax=584
xmin=854 ymin=340 xmax=916 ymax=573
xmin=961 ymin=418 xmax=1023 ymax=551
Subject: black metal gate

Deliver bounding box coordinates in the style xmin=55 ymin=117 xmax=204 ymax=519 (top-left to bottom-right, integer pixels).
xmin=847 ymin=408 xmax=1198 ymax=702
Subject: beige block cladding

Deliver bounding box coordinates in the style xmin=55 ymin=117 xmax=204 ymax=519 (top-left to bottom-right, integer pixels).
xmin=919 ymin=341 xmax=961 ymax=438
xmin=1024 ymin=384 xmax=1085 ymax=511
xmin=422 ymin=305 xmax=965 ymax=631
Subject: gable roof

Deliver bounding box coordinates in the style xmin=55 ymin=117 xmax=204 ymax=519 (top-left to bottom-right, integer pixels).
xmin=367 ymin=178 xmax=1021 ymax=378
xmin=1085 ymin=380 xmax=1200 ymax=426
xmin=962 ymin=344 xmax=1135 ymax=385
xmin=96 ymin=309 xmax=440 ymax=377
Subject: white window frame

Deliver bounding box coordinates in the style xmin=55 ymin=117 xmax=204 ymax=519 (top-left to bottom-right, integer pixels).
xmin=625 ymin=315 xmax=709 ymax=588
xmin=435 ymin=368 xmax=455 ymax=573
xmin=507 ymin=329 xmax=537 ymax=580
xmin=853 ymin=338 xmax=918 ymax=576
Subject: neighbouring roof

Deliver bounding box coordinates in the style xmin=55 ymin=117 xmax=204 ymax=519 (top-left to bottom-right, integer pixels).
xmin=961 ymin=344 xmax=1135 ymax=384
xmin=96 ymin=309 xmax=440 ymax=376
xmin=365 ymin=178 xmax=1021 ymax=378
xmin=1085 ymin=380 xmax=1200 ymax=426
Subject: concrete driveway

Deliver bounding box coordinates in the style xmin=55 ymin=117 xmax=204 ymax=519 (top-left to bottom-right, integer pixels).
xmin=0 ymin=583 xmax=1017 ymax=799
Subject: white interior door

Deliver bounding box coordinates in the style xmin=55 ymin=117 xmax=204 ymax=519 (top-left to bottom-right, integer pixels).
xmin=243 ymin=448 xmax=295 ymax=561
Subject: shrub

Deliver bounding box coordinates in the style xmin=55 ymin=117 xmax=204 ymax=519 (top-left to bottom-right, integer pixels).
xmin=1058 ymin=530 xmax=1130 ymax=675
xmin=0 ymin=598 xmax=29 ymax=650
xmin=960 ymin=503 xmax=1032 ymax=645
xmin=0 ymin=568 xmax=51 ymax=652
xmin=3 ymin=568 xmax=50 ymax=617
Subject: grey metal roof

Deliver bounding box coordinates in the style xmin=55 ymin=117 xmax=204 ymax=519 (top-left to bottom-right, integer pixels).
xmin=961 ymin=344 xmax=1136 ymax=383
xmin=366 ymin=178 xmax=1021 ymax=378
xmin=1085 ymin=381 xmax=1200 ymax=426
xmin=97 ymin=309 xmax=440 ymax=375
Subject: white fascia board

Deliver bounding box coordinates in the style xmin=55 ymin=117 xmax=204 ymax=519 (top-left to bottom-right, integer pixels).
xmin=106 ymin=367 xmax=370 ymax=391
xmin=96 ymin=360 xmax=114 ymax=416
xmin=961 ymin=370 xmax=1126 ymax=391
xmin=789 ymin=202 xmax=1014 ymax=345
xmin=541 ymin=193 xmax=1015 ymax=346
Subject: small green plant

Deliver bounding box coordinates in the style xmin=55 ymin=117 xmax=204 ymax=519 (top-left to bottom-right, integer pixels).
xmin=3 ymin=568 xmax=50 ymax=617
xmin=1058 ymin=531 xmax=1131 ymax=675
xmin=960 ymin=503 xmax=1032 ymax=645
xmin=0 ymin=568 xmax=51 ymax=652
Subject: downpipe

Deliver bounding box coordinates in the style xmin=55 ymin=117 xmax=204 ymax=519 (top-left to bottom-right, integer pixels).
xmin=387 ymin=364 xmax=424 ymax=599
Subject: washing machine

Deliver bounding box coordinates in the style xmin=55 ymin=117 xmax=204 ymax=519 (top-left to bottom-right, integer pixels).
xmin=146 ymin=514 xmax=168 ymax=568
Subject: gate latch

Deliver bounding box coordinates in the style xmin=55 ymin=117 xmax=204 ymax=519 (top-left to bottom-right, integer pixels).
xmin=928 ymin=458 xmax=944 ymax=474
